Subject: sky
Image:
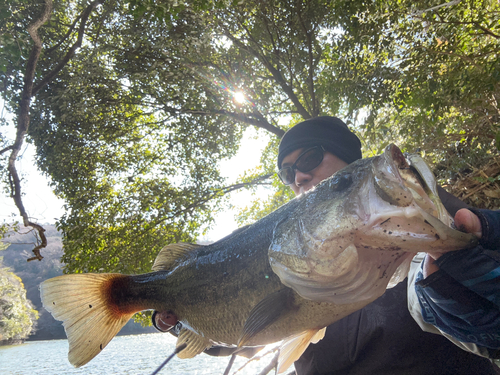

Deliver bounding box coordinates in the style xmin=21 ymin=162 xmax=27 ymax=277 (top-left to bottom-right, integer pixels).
xmin=201 ymin=129 xmax=273 ymax=240
xmin=0 ymin=126 xmax=273 ymax=242
xmin=1 ymin=145 xmax=64 ymax=225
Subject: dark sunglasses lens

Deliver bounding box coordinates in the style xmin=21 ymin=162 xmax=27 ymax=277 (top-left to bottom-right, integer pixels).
xmin=278 ymin=167 xmax=295 ymax=185
xmin=296 ymin=148 xmax=323 ymax=172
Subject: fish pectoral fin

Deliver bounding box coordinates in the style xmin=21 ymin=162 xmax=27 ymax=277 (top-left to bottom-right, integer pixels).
xmin=39 ymin=274 xmax=135 ymax=367
xmin=152 ymin=243 xmax=202 ymax=272
xmin=238 ymin=288 xmax=294 ymax=347
xmin=277 ymin=328 xmax=326 ymax=374
xmin=176 ymin=328 xmax=211 ymax=359
xmin=387 ymin=256 xmax=412 ymax=288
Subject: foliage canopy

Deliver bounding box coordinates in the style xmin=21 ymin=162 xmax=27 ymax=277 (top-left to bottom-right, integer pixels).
xmin=0 ymin=0 xmax=499 ymax=275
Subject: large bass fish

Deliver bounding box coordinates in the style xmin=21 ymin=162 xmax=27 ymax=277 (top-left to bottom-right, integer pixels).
xmin=40 ymin=144 xmax=476 ymax=372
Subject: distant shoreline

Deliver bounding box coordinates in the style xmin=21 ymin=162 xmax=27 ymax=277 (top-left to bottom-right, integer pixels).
xmin=0 ymin=338 xmax=24 ymax=346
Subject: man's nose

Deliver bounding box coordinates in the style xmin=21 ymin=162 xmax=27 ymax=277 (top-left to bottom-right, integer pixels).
xmin=295 ymin=169 xmax=312 ymax=186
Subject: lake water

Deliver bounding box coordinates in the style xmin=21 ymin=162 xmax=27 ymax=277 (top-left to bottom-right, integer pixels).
xmin=0 ymin=333 xmax=284 ymax=375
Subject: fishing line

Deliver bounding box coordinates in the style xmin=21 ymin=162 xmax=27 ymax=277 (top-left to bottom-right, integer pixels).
xmin=150 ymin=343 xmax=187 ymax=375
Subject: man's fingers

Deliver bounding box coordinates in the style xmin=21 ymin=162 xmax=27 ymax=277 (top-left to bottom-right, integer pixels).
xmin=454 ymin=208 xmax=482 ymax=238
xmin=153 ymin=310 xmax=178 ymax=332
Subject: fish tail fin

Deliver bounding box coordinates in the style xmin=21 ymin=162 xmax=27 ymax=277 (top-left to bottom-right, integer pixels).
xmin=277 ymin=327 xmax=326 ymax=373
xmin=40 ymin=273 xmax=136 ymax=367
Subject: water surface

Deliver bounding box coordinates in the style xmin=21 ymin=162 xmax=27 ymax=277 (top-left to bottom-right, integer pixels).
xmin=0 ymin=333 xmax=279 ymax=375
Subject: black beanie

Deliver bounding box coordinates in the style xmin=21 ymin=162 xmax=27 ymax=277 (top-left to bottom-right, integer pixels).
xmin=277 ymin=116 xmax=362 ymax=168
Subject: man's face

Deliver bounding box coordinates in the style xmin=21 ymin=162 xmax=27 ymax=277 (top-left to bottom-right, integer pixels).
xmin=281 ymin=148 xmax=349 ymax=196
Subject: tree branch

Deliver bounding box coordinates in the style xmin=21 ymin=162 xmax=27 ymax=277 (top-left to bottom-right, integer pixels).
xmin=138 ymin=173 xmax=274 ymax=237
xmin=7 ymin=0 xmax=53 ymax=261
xmin=32 ymin=0 xmax=103 ymax=95
xmin=413 ymin=3 xmax=500 ymax=40
xmin=298 ymin=10 xmax=319 ymax=117
xmin=416 ymin=42 xmax=479 ymax=67
xmin=0 ymin=145 xmax=14 ymax=155
xmin=161 ymin=104 xmax=285 ymax=137
xmin=412 ymin=0 xmax=462 ymax=16
xmin=44 ymin=12 xmax=82 ymax=55
xmin=7 ymin=0 xmax=102 ymax=261
xmin=472 ymin=21 xmax=500 ymax=39
xmin=221 ymin=106 xmax=284 ymax=136
xmin=428 ymin=18 xmax=500 ymax=40
xmin=221 ymin=26 xmax=312 ymax=120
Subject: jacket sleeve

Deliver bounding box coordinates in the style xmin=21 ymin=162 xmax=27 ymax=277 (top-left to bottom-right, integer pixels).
xmin=407 ymin=254 xmax=495 ymax=358
xmin=409 ymin=209 xmax=500 ymax=357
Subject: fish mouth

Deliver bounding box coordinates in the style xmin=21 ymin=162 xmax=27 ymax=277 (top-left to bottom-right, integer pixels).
xmin=377 ymin=144 xmax=445 ymax=223
xmin=375 ymin=144 xmax=474 ymax=244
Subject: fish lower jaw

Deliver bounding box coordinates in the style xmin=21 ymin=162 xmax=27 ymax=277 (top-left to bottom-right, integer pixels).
xmin=360 ymin=204 xmax=425 ymax=224
xmin=354 ymin=206 xmax=450 ymax=251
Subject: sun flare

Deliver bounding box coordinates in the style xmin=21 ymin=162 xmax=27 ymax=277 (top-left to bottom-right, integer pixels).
xmin=233 ymin=91 xmax=246 ymax=104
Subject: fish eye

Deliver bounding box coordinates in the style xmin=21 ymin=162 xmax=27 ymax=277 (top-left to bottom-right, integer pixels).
xmin=329 ymin=173 xmax=352 ymax=192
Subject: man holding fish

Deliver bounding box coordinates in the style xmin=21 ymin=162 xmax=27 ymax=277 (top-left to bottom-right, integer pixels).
xmin=153 ymin=116 xmax=500 ymax=374
xmin=41 ymin=116 xmax=500 ymax=374
xmin=273 ymin=116 xmax=500 ymax=374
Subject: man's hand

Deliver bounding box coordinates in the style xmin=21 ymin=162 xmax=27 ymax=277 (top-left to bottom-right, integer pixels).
xmin=152 ymin=310 xmax=178 ymax=333
xmin=454 ymin=208 xmax=482 ymax=238
xmin=423 ymin=209 xmax=482 ymax=278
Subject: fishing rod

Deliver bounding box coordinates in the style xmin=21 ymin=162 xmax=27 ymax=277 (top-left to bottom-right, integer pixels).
xmin=150 ymin=343 xmax=187 ymax=375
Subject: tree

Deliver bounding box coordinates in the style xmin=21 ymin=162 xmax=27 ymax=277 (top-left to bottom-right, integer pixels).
xmin=351 ymin=0 xmax=500 ymax=168
xmin=1 ymin=0 xmax=498 ymax=275
xmin=0 ymin=243 xmax=38 ymax=342
xmin=1 ymin=0 xmax=104 ymax=260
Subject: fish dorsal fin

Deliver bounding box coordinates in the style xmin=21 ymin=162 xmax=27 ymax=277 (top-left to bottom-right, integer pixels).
xmin=277 ymin=328 xmax=326 ymax=373
xmin=238 ymin=288 xmax=294 ymax=347
xmin=176 ymin=328 xmax=211 ymax=359
xmin=152 ymin=243 xmax=201 ymax=272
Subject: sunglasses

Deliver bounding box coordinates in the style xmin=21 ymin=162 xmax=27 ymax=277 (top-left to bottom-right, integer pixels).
xmin=278 ymin=146 xmax=325 ymax=185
